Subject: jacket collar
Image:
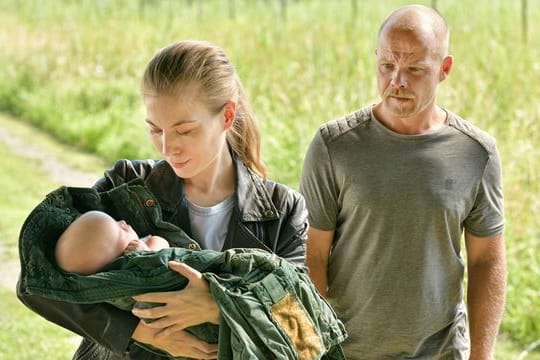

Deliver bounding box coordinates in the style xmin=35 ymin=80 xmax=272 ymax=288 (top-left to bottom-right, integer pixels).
xmin=144 ymin=156 xmax=279 ymax=223
xmin=234 ymin=156 xmax=279 ymax=222
xmin=144 ymin=160 xmax=184 ymax=213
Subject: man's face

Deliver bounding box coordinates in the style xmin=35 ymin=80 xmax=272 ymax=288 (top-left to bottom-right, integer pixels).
xmin=376 ymin=28 xmax=446 ymax=119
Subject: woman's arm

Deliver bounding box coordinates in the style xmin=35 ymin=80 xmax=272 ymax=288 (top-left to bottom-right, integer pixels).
xmin=17 ymin=291 xmax=139 ymax=354
xmin=270 ymin=184 xmax=309 ymax=265
xmin=17 ymin=159 xmax=161 ymax=355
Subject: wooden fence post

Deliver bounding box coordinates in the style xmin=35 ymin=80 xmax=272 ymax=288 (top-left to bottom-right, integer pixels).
xmin=229 ymin=0 xmax=236 ymax=20
xmin=522 ymin=0 xmax=528 ymax=43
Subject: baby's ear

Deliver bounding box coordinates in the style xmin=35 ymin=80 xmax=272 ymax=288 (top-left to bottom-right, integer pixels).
xmin=124 ymin=239 xmax=144 ymax=254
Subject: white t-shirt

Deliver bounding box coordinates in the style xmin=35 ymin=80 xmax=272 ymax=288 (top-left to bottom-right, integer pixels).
xmin=187 ymin=195 xmax=235 ymax=251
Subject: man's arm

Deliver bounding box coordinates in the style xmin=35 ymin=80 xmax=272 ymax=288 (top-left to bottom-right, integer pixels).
xmin=306 ymin=227 xmax=334 ymax=298
xmin=465 ymin=231 xmax=506 ymax=360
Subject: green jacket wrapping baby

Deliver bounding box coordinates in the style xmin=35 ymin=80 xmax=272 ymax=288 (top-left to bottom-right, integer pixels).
xmin=18 ymin=180 xmax=347 ymax=360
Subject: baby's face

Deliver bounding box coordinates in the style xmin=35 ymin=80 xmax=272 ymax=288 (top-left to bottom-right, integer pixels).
xmin=114 ymin=220 xmax=140 ymax=251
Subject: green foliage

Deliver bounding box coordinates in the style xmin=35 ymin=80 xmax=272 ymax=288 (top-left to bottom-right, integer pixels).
xmin=0 ymin=0 xmax=539 ymax=352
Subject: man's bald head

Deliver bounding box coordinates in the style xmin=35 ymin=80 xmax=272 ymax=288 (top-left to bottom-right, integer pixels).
xmin=378 ymin=5 xmax=450 ymax=59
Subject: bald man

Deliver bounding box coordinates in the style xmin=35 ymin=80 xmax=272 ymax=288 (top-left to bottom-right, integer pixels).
xmin=300 ymin=4 xmax=505 ymax=359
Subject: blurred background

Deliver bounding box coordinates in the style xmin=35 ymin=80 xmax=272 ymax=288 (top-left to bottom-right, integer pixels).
xmin=0 ymin=0 xmax=538 ymax=358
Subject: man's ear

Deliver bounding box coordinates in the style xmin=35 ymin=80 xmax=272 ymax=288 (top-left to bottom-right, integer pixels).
xmin=439 ymin=55 xmax=453 ymax=81
xmin=222 ymin=101 xmax=237 ymax=130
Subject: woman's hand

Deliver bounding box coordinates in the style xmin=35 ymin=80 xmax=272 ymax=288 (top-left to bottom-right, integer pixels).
xmin=132 ymin=261 xmax=221 ymax=338
xmin=132 ymin=320 xmax=218 ymax=359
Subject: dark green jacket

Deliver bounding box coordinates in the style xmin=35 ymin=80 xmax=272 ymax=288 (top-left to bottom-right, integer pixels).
xmin=18 ymin=179 xmax=346 ymax=359
xmin=18 ymin=157 xmax=310 ymax=359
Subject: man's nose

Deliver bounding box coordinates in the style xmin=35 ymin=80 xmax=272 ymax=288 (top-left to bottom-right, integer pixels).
xmin=391 ymin=69 xmax=407 ymax=87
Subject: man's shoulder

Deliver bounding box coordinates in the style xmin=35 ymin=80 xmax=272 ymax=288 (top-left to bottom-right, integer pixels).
xmin=317 ymin=106 xmax=372 ymax=142
xmin=446 ymin=110 xmax=499 ymax=154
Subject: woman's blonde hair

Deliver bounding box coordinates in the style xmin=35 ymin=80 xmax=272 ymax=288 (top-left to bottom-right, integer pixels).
xmin=142 ymin=40 xmax=266 ymax=178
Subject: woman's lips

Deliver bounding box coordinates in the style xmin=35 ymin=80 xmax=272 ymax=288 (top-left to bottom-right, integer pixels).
xmin=170 ymin=160 xmax=190 ymax=169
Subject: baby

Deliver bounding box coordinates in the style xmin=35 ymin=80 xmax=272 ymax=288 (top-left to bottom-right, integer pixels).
xmin=55 ymin=210 xmax=169 ymax=275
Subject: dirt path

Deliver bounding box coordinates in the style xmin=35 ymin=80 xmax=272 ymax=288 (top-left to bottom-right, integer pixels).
xmin=0 ymin=115 xmax=104 ymax=291
xmin=0 ymin=123 xmax=100 ymax=186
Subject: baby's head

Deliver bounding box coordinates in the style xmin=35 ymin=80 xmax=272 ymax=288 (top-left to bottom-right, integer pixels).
xmin=55 ymin=210 xmax=139 ymax=275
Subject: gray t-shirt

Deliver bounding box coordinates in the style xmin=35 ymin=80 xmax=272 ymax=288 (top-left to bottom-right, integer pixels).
xmin=299 ymin=106 xmax=504 ymax=359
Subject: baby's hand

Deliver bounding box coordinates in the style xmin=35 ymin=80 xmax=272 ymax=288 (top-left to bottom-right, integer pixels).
xmin=146 ymin=235 xmax=170 ymax=251
xmin=124 ymin=239 xmax=150 ymax=254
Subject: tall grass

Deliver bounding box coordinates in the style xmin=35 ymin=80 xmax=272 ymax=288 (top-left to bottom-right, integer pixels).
xmin=0 ymin=0 xmax=539 ymax=350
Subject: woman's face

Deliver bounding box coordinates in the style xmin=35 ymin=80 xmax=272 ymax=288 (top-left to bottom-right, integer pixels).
xmin=144 ymin=91 xmax=232 ymax=181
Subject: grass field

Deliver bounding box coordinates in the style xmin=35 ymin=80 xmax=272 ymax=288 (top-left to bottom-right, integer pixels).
xmin=0 ymin=0 xmax=539 ymax=357
xmin=0 ymin=113 xmax=537 ymax=360
xmin=0 ymin=287 xmax=80 ymax=359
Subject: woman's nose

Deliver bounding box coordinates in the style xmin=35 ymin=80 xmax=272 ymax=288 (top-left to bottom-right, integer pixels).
xmin=161 ymin=132 xmax=181 ymax=156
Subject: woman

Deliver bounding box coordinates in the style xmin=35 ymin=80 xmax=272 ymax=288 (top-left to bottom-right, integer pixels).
xmin=18 ymin=40 xmax=308 ymax=359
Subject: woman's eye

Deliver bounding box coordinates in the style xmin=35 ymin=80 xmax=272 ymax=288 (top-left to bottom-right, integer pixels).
xmin=177 ymin=128 xmax=194 ymax=136
xmin=149 ymin=127 xmax=162 ymax=135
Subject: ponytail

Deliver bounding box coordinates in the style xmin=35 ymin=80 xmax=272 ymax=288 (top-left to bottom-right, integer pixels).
xmin=142 ymin=40 xmax=266 ymax=178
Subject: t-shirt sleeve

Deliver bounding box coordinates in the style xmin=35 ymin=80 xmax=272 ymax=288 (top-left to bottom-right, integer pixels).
xmin=299 ymin=129 xmax=338 ymax=231
xmin=464 ymin=145 xmax=505 ymax=237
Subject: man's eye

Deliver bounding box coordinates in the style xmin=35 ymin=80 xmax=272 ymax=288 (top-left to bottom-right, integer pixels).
xmin=149 ymin=127 xmax=162 ymax=134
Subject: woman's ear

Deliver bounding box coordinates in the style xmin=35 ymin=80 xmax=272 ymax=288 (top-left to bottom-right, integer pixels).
xmin=222 ymin=101 xmax=237 ymax=130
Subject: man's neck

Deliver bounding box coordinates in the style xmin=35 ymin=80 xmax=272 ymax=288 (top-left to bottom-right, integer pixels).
xmin=373 ymin=104 xmax=447 ymax=135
